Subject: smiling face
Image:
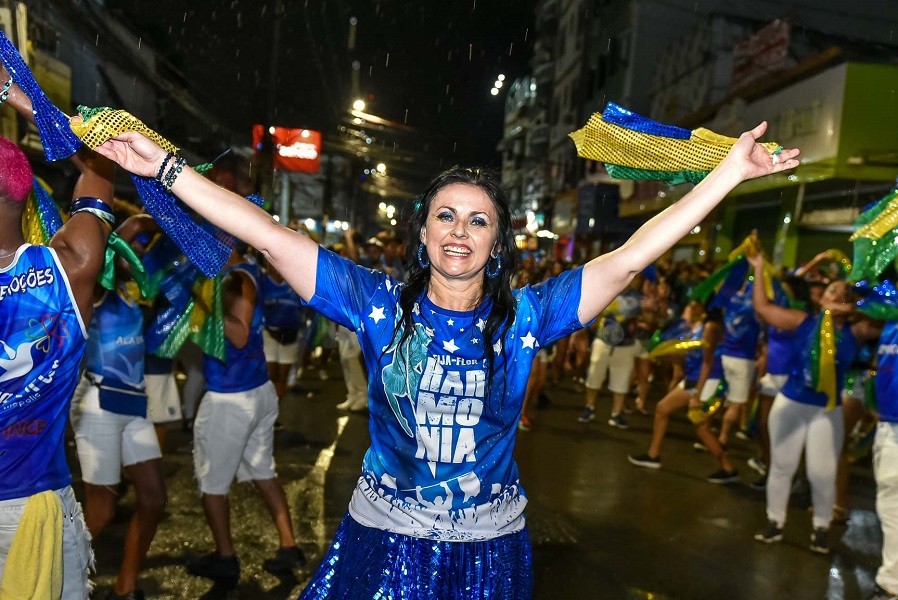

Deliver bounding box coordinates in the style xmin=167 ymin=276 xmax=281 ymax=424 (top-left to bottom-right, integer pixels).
xmin=420 ymin=183 xmax=499 ymax=282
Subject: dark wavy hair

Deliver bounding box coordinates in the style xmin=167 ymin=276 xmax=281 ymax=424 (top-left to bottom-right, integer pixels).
xmin=391 ymin=166 xmax=519 ymax=396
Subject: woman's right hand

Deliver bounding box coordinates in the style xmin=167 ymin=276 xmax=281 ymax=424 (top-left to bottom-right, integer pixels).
xmin=92 ymin=130 xmax=168 ymax=179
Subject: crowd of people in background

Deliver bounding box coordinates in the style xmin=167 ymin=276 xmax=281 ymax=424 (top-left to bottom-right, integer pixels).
xmin=4 ymin=47 xmax=898 ymax=600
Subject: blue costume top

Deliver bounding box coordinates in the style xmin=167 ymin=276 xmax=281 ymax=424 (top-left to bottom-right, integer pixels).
xmin=780 ymin=314 xmax=857 ymax=408
xmin=84 ymin=287 xmax=147 ymax=416
xmin=307 ymin=248 xmax=586 ymax=540
xmin=261 ymin=271 xmax=302 ymax=331
xmin=0 ymin=245 xmax=87 ymax=500
xmin=204 ymin=263 xmax=269 ymax=393
xmin=876 ymin=321 xmax=898 ymax=423
xmin=765 ymin=325 xmax=796 ymax=376
xmin=719 ymin=287 xmax=760 ymax=359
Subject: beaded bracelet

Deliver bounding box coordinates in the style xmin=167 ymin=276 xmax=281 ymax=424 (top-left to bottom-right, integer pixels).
xmin=0 ymin=77 xmax=12 ymax=105
xmin=155 ymin=152 xmax=174 ymax=182
xmin=161 ymin=156 xmax=187 ymax=192
xmin=70 ymin=196 xmax=115 ymax=229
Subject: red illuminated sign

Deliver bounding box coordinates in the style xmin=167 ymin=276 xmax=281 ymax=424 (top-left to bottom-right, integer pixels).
xmin=253 ymin=125 xmax=321 ymax=173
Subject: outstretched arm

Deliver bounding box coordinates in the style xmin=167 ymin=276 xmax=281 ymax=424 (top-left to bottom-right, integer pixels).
xmin=1 ymin=63 xmax=113 ymax=322
xmin=577 ymin=122 xmax=800 ymax=324
xmin=747 ymin=252 xmax=806 ymax=331
xmin=94 ymin=132 xmax=319 ymax=301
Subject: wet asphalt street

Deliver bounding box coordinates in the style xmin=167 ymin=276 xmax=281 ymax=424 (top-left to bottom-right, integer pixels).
xmin=72 ymin=363 xmax=883 ymax=599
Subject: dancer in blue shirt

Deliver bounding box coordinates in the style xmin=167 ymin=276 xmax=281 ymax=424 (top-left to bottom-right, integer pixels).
xmin=96 ymin=121 xmax=798 ymax=599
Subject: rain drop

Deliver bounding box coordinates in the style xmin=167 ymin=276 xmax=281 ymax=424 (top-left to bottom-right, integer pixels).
xmin=137 ymin=37 xmax=142 ymax=50
xmin=385 ymin=53 xmax=390 ymax=67
xmin=453 ymin=142 xmax=457 ymax=153
xmin=369 ymin=66 xmax=373 ymax=76
xmin=509 ymin=42 xmax=513 ymax=56
xmin=404 ymin=109 xmax=408 ymax=124
xmin=524 ymin=29 xmax=528 ymax=41
xmin=446 ymin=84 xmax=450 ymax=94
xmin=473 ymin=0 xmax=476 ymax=9
xmin=183 ymin=12 xmax=187 ymax=23
xmin=95 ymin=34 xmax=99 ymax=46
xmin=469 ymin=44 xmax=473 ymax=61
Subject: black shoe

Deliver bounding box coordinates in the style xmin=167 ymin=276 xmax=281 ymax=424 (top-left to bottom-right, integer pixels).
xmin=105 ymin=591 xmax=145 ymax=600
xmin=754 ymin=520 xmax=783 ymax=544
xmin=870 ymin=584 xmax=898 ymax=600
xmin=187 ymin=552 xmax=240 ymax=585
xmin=750 ymin=474 xmax=768 ymax=491
xmin=706 ymin=469 xmax=739 ymax=484
xmin=810 ymin=527 xmax=830 ymax=554
xmin=274 ymin=419 xmax=284 ymax=430
xmin=628 ymin=453 xmax=661 ymax=469
xmin=608 ymin=413 xmax=629 ymax=429
xmin=263 ymin=546 xmax=306 ymax=574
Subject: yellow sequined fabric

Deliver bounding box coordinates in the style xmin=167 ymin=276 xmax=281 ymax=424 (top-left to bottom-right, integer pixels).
xmin=647 ymin=339 xmax=704 ymax=359
xmin=70 ymin=110 xmax=179 ymax=154
xmin=687 ymin=396 xmax=723 ymax=425
xmin=818 ymin=310 xmax=838 ymax=412
xmin=727 ymin=235 xmax=777 ymax=300
xmin=190 ymin=279 xmax=216 ymax=333
xmin=850 ymin=196 xmax=898 ymax=241
xmin=569 ymin=113 xmax=780 ymax=172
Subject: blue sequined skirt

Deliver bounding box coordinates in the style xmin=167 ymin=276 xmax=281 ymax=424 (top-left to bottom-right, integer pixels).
xmin=299 ymin=513 xmax=533 ymax=599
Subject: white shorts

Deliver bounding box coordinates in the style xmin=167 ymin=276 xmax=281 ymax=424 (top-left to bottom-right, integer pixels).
xmin=758 ymin=373 xmax=789 ymax=398
xmin=634 ymin=339 xmax=650 ymax=360
xmin=585 ymin=339 xmax=638 ymax=394
xmin=679 ymin=378 xmax=722 ymax=402
xmin=146 ymin=373 xmax=183 ymax=424
xmin=0 ymin=486 xmax=92 ymax=600
xmin=193 ymin=381 xmax=279 ymax=495
xmin=70 ymin=380 xmax=162 ymax=486
xmin=263 ymin=329 xmax=300 ymax=365
xmin=721 ymin=355 xmax=756 ymax=404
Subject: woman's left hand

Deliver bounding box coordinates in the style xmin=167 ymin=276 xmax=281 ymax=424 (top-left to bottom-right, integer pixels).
xmin=721 ymin=122 xmax=800 ymax=181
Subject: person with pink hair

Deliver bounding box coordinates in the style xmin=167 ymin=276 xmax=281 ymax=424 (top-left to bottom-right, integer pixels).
xmin=0 ymin=69 xmax=116 ymax=599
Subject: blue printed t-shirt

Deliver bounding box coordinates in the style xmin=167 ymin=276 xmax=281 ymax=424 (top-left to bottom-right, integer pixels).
xmin=84 ymin=287 xmax=147 ymax=415
xmin=0 ymin=245 xmax=87 ymax=500
xmin=766 ymin=325 xmax=796 ymax=376
xmin=683 ymin=322 xmax=723 ymax=382
xmin=719 ymin=288 xmax=760 ymax=359
xmin=261 ymin=272 xmax=302 ymax=330
xmin=876 ymin=321 xmax=898 ymax=423
xmin=204 ymin=264 xmax=270 ymax=393
xmin=307 ymin=248 xmax=587 ymax=541
xmin=781 ymin=314 xmax=857 ymax=408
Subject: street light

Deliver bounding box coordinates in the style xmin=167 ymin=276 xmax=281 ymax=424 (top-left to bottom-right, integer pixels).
xmin=376 ymin=163 xmax=386 ymax=174
xmin=353 ymin=99 xmax=366 ymax=111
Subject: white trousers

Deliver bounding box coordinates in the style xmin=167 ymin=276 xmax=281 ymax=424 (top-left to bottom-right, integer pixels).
xmin=875 ymin=422 xmax=898 ymax=594
xmin=766 ymin=393 xmax=843 ymax=529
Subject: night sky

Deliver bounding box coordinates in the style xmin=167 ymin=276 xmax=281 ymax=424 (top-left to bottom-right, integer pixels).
xmin=106 ymin=0 xmax=535 ymax=189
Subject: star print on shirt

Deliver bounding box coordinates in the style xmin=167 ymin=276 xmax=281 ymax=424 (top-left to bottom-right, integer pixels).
xmin=447 ymin=318 xmax=455 ymax=327
xmin=369 ymin=306 xmax=386 ymax=324
xmin=493 ymin=340 xmax=502 ymax=354
xmin=413 ymin=303 xmax=421 ymax=315
xmin=476 ymin=318 xmax=486 ymax=332
xmin=443 ymin=339 xmax=459 ymax=353
xmin=520 ymin=331 xmax=537 ymax=349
